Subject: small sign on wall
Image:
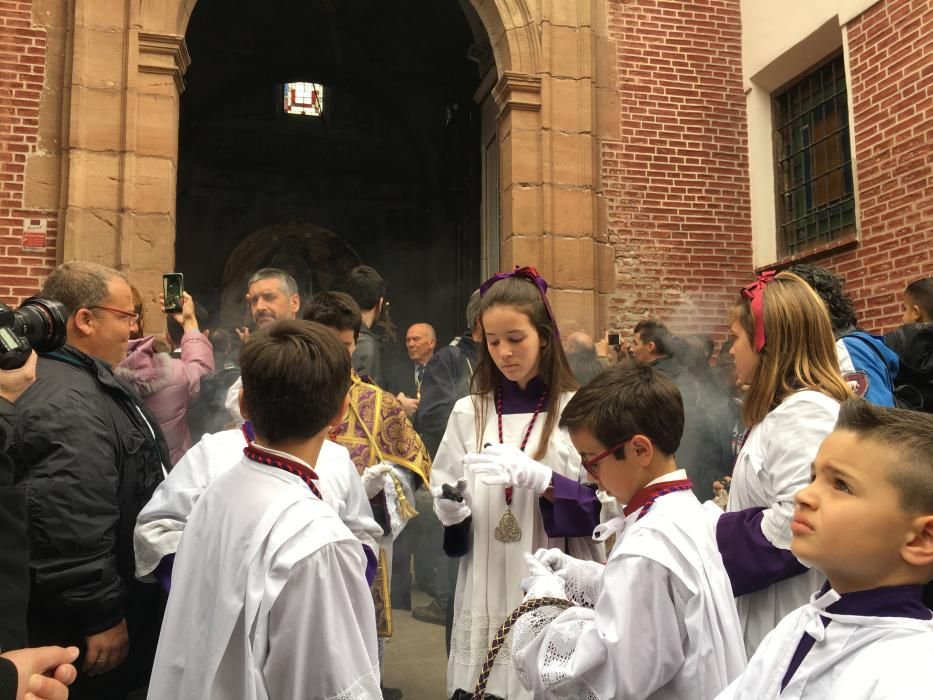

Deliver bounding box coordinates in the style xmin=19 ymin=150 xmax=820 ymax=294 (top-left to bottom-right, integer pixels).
xmin=22 ymin=218 xmax=47 ymax=252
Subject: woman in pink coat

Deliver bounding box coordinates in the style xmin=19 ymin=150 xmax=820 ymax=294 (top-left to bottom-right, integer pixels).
xmin=116 ymin=292 xmax=214 ymax=464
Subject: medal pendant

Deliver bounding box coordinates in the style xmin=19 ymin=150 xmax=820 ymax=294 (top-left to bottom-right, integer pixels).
xmin=494 ymin=508 xmax=522 ymax=543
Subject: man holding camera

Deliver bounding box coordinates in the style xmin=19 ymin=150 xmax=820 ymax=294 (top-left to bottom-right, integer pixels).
xmin=7 ymin=261 xmax=170 ymax=700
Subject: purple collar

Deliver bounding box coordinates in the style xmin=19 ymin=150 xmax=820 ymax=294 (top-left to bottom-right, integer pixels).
xmin=782 ymin=582 xmax=931 ymax=691
xmin=820 ymin=581 xmax=932 ymax=620
xmin=499 ymin=376 xmax=548 ymax=414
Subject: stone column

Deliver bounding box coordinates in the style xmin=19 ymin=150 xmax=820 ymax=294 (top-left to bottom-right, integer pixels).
xmin=59 ymin=1 xmax=189 ymax=323
xmin=493 ymin=0 xmax=612 ymax=336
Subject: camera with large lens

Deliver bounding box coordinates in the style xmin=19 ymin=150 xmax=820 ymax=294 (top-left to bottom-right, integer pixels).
xmin=0 ymin=297 xmax=68 ymax=369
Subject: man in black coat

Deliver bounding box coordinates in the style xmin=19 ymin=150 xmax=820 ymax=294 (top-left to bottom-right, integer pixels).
xmin=8 ymin=262 xmax=170 ymax=700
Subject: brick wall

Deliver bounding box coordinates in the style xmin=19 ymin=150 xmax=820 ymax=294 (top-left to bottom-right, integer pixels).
xmin=0 ymin=0 xmax=56 ymax=306
xmin=809 ymin=0 xmax=933 ymax=333
xmin=602 ymin=0 xmax=753 ymax=344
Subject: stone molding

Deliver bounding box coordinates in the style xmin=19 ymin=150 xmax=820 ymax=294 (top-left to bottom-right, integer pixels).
xmin=493 ymin=72 xmax=542 ymax=120
xmin=138 ymin=33 xmax=191 ymax=93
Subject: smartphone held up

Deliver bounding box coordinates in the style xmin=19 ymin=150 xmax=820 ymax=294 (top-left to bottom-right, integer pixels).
xmin=163 ymin=273 xmax=184 ymax=314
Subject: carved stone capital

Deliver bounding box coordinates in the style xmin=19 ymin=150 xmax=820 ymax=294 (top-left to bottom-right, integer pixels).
xmin=493 ymin=71 xmax=542 ymax=120
xmin=138 ymin=32 xmax=191 ymax=93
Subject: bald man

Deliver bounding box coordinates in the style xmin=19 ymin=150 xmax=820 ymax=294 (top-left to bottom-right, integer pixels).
xmin=387 ymin=323 xmax=436 ymax=418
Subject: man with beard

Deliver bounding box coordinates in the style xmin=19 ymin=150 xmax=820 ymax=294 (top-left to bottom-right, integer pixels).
xmin=224 ymin=268 xmax=300 ymax=418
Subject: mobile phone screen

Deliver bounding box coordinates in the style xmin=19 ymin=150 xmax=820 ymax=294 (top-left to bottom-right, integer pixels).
xmin=163 ymin=273 xmax=184 ymax=313
xmin=608 ymin=332 xmax=621 ymax=346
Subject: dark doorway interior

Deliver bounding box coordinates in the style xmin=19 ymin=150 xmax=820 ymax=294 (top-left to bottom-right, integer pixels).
xmin=177 ymin=0 xmax=491 ymax=354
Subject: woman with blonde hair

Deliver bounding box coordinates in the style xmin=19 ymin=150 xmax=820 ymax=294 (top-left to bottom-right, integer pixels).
xmin=716 ymin=270 xmax=852 ymax=655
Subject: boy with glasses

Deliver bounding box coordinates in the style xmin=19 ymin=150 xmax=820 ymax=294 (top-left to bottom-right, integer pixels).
xmin=509 ymin=362 xmax=745 ymax=698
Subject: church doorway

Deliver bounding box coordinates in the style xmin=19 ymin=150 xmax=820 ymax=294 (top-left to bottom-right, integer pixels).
xmin=176 ymin=0 xmax=495 ymax=352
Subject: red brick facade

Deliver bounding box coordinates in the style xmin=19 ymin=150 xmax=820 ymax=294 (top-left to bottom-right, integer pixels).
xmin=817 ymin=0 xmax=933 ymax=332
xmin=602 ymin=0 xmax=753 ymax=341
xmin=0 ymin=0 xmax=929 ymax=335
xmin=0 ymin=1 xmax=56 ymax=306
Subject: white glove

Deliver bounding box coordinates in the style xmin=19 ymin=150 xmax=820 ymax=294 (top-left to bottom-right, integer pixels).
xmin=532 ymin=548 xmax=576 ymax=577
xmin=362 ymin=463 xmax=393 ymax=499
xmin=463 ymin=444 xmax=552 ymax=493
xmin=431 ymin=478 xmax=472 ymax=527
xmin=521 ymin=552 xmax=567 ymax=601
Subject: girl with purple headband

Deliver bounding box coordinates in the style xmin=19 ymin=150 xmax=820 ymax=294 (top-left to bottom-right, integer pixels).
xmin=430 ymin=267 xmax=606 ymax=699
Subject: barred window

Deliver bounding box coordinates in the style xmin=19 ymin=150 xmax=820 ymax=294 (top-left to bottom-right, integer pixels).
xmin=773 ymin=54 xmax=855 ymax=257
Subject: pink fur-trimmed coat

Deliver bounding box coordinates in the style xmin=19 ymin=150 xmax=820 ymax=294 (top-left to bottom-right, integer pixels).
xmin=116 ymin=331 xmax=214 ymax=465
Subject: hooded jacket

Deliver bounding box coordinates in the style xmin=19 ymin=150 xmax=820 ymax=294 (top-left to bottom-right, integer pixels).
xmin=116 ymin=331 xmax=214 ymax=464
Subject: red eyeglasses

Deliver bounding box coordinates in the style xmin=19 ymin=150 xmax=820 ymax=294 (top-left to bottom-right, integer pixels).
xmin=581 ymin=437 xmax=632 ymax=478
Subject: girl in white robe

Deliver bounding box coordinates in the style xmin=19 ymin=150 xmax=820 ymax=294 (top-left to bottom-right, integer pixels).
xmin=431 ymin=267 xmax=603 ymax=699
xmin=715 ymin=271 xmax=852 ymax=654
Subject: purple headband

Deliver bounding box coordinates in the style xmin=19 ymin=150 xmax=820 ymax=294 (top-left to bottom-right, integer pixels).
xmin=479 ymin=265 xmax=559 ymax=338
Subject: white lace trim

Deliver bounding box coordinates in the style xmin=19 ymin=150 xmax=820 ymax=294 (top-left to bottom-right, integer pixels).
xmin=512 ymin=607 xmax=599 ymax=700
xmin=327 ymin=664 xmax=382 ymax=700
xmin=562 ymin=559 xmax=603 ymax=609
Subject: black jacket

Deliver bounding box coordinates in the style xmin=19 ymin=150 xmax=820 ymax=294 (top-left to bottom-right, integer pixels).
xmin=415 ymin=334 xmax=479 ymax=457
xmin=0 ymin=400 xmax=27 ymax=652
xmin=9 ymin=346 xmax=169 ymax=647
xmin=352 ymin=326 xmax=384 ymax=387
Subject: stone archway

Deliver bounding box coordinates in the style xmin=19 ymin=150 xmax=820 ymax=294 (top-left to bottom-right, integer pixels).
xmin=54 ymin=0 xmax=615 ymax=334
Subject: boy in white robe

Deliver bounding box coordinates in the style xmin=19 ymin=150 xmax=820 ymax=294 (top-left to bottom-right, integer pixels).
xmin=509 ymin=363 xmax=746 ymax=699
xmin=147 ymin=320 xmax=380 ymax=700
xmin=718 ymin=399 xmax=933 ymax=699
xmin=133 ymin=426 xmax=383 ymax=588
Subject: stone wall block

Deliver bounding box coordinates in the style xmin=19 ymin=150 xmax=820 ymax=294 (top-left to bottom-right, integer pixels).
xmin=595 ymin=86 xmax=620 ymax=140
xmin=504 ymin=235 xmax=553 ymax=279
xmin=72 ymin=26 xmax=126 ymax=89
xmin=546 ymin=132 xmax=593 ymax=187
xmin=594 ymin=194 xmax=609 ymax=243
xmin=133 ymin=157 xmax=176 ymax=215
xmin=62 ymin=207 xmax=119 ymax=264
xmin=549 ymin=288 xmax=596 ymax=334
xmin=594 ymin=36 xmax=616 ymax=90
xmin=67 ymin=151 xmax=122 ymax=210
xmin=136 ymin=92 xmax=179 ymax=158
xmin=77 ymin=0 xmax=127 ymax=30
xmin=544 ymin=76 xmax=592 ymax=134
xmin=596 ymin=242 xmax=615 ymax=294
xmin=503 ymin=128 xmax=543 ymax=184
xmin=23 ymin=153 xmax=60 ymax=211
xmin=69 ymin=86 xmax=125 ymax=152
xmin=131 ymin=214 xmax=176 ymax=265
xmin=502 ymin=184 xmax=542 ymax=236
xmin=545 ymin=24 xmax=592 ymax=80
xmin=552 ymin=236 xmax=595 ymax=288
xmin=549 ymin=186 xmax=593 ymax=237
xmin=547 ymin=0 xmax=592 ymax=29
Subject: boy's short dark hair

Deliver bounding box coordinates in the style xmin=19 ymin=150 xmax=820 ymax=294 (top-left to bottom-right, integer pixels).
xmin=304 ymin=291 xmax=362 ymax=341
xmin=906 ymin=278 xmax=933 ymax=320
xmin=836 ymin=398 xmax=933 ymax=514
xmin=240 ymin=320 xmax=350 ymax=444
xmin=633 ymin=320 xmax=673 ymax=357
xmin=559 ymin=360 xmax=684 ymax=457
xmin=343 ymin=266 xmax=385 ymax=311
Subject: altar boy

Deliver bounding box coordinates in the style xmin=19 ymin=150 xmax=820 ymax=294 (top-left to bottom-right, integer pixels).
xmin=510 ymin=363 xmax=745 ymax=698
xmin=718 ymin=399 xmax=933 ymax=699
xmin=147 ymin=321 xmax=381 ymax=700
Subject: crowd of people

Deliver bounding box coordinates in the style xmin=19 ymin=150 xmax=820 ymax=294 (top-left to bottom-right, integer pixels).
xmin=0 ymin=257 xmax=931 ymax=700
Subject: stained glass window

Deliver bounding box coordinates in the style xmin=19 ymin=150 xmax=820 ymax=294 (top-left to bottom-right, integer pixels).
xmin=284 ymin=82 xmax=324 ymax=117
